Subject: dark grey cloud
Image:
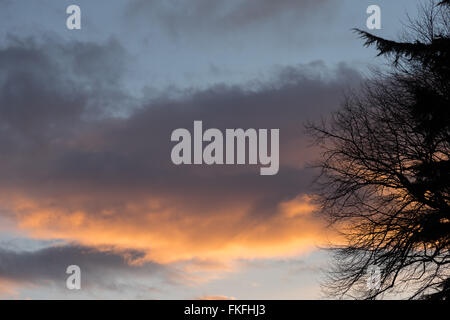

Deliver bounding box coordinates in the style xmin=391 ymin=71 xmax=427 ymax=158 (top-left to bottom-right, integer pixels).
xmin=0 ymin=36 xmax=362 ymax=219
xmin=0 ymin=243 xmax=167 ymax=293
xmin=0 ymin=36 xmax=362 ymax=275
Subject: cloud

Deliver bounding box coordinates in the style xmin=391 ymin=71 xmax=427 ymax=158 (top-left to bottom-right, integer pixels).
xmin=124 ymin=0 xmax=338 ymax=40
xmin=0 ymin=243 xmax=169 ymax=297
xmin=0 ymin=36 xmax=359 ymax=284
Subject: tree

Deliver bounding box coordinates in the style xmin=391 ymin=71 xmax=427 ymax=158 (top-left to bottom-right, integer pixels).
xmin=307 ymin=0 xmax=450 ymax=299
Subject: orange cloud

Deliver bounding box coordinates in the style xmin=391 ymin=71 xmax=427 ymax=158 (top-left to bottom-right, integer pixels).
xmin=0 ymin=278 xmax=22 ymax=299
xmin=0 ymin=191 xmax=333 ymax=266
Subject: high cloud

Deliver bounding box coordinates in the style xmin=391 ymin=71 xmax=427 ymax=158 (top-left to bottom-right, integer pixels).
xmin=124 ymin=0 xmax=338 ymax=40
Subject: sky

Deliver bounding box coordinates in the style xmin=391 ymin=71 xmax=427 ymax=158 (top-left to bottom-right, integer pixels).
xmin=0 ymin=0 xmax=424 ymax=299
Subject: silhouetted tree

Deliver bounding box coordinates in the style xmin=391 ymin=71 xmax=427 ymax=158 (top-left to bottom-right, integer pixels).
xmin=307 ymin=0 xmax=449 ymax=299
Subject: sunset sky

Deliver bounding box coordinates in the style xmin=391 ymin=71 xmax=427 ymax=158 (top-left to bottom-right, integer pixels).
xmin=0 ymin=0 xmax=422 ymax=299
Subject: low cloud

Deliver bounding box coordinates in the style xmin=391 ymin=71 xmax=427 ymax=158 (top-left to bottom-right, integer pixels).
xmin=0 ymin=36 xmax=360 ymax=294
xmin=0 ymin=243 xmax=169 ymax=297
